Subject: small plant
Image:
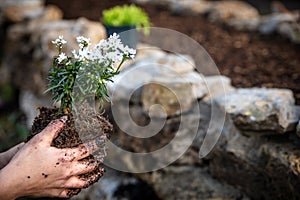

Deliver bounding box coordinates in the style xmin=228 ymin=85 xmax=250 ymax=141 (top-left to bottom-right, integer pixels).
xmin=102 ymin=4 xmax=150 ymax=34
xmin=26 ymin=34 xmax=136 ymax=197
xmin=48 ymin=34 xmax=136 ymax=113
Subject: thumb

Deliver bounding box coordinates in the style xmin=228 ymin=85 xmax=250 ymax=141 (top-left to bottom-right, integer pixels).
xmin=39 ymin=116 xmax=68 ymax=144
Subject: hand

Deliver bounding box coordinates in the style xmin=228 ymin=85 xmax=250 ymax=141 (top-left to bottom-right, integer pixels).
xmin=0 ymin=142 xmax=24 ymax=170
xmin=0 ymin=116 xmax=104 ymax=199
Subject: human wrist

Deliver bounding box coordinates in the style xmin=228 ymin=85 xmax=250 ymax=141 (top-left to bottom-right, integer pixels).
xmin=0 ymin=164 xmax=23 ymax=200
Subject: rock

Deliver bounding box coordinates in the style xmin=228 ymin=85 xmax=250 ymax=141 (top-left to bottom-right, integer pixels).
xmin=71 ymin=168 xmax=159 ymax=200
xmin=169 ymin=0 xmax=213 ymax=16
xmin=259 ymin=13 xmax=297 ymax=34
xmin=109 ymin=53 xmax=199 ymax=105
xmin=0 ymin=0 xmax=44 ymax=23
xmin=297 ymin=120 xmax=300 ymax=138
xmin=277 ymin=20 xmax=300 ymax=44
xmin=258 ymin=2 xmax=300 ymax=44
xmin=156 ymin=53 xmax=195 ymax=74
xmin=209 ymin=0 xmax=260 ymax=30
xmin=203 ymin=75 xmax=235 ymax=102
xmin=19 ymin=90 xmax=52 ymax=128
xmin=138 ymin=166 xmax=247 ymax=200
xmin=209 ymin=115 xmax=300 ymax=199
xmin=40 ymin=5 xmax=63 ymax=22
xmin=216 ymin=88 xmax=298 ymax=134
xmin=141 ymin=71 xmax=206 ymax=117
xmin=135 ymin=43 xmax=167 ymax=61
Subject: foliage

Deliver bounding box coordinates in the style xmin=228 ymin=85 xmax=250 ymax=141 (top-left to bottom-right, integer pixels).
xmin=0 ymin=111 xmax=29 ymax=151
xmin=47 ymin=34 xmax=136 ymax=113
xmin=102 ymin=4 xmax=150 ymax=34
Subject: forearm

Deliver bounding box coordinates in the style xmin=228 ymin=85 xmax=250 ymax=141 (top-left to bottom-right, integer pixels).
xmin=0 ymin=165 xmax=23 ymax=200
xmin=0 ymin=143 xmax=24 ymax=169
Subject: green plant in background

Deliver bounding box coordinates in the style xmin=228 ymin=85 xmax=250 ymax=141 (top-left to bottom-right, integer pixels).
xmin=47 ymin=34 xmax=136 ymax=114
xmin=102 ymin=4 xmax=151 ymax=34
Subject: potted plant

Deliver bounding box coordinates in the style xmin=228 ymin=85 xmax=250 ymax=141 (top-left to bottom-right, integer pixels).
xmin=26 ymin=34 xmax=136 ymax=197
xmin=102 ymin=4 xmax=151 ymax=48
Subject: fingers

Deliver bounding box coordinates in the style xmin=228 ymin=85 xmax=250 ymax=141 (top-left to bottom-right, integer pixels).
xmin=39 ymin=116 xmax=68 ymax=144
xmin=64 ymin=167 xmax=105 ymax=188
xmin=69 ymin=160 xmax=100 ymax=176
xmin=58 ymin=188 xmax=81 ymax=198
xmin=64 ymin=136 xmax=107 ymax=161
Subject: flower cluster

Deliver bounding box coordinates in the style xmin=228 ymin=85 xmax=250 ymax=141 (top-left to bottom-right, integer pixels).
xmin=48 ymin=34 xmax=136 ymax=113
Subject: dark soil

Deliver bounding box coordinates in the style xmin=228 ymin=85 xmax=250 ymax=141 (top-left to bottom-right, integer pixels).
xmin=46 ymin=0 xmax=300 ymax=105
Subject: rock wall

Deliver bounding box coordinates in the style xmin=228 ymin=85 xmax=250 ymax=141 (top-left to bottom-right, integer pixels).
xmin=108 ymin=50 xmax=300 ymax=199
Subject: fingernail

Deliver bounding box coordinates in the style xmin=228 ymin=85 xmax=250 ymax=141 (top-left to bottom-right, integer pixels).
xmin=59 ymin=116 xmax=68 ymax=123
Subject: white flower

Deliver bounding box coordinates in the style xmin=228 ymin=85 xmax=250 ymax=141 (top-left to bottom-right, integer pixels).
xmin=53 ymin=34 xmax=136 ymax=69
xmin=107 ymin=33 xmax=122 ymax=49
xmin=52 ymin=35 xmax=67 ymax=47
xmin=122 ymin=45 xmax=136 ymax=58
xmin=57 ymin=52 xmax=67 ymax=63
xmin=76 ymin=36 xmax=91 ymax=49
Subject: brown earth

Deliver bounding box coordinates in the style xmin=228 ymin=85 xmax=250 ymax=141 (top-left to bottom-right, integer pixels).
xmin=45 ymin=0 xmax=300 ymax=105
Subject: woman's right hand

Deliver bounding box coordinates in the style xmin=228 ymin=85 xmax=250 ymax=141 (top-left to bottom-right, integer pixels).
xmin=0 ymin=116 xmax=104 ymax=199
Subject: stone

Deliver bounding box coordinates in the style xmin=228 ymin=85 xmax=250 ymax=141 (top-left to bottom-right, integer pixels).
xmin=141 ymin=71 xmax=206 ymax=117
xmin=19 ymin=90 xmax=52 ymax=128
xmin=156 ymin=53 xmax=195 ymax=74
xmin=71 ymin=168 xmax=159 ymax=200
xmin=203 ymin=75 xmax=235 ymax=102
xmin=0 ymin=0 xmax=44 ymax=23
xmin=109 ymin=53 xmax=200 ymax=105
xmin=40 ymin=5 xmax=63 ymax=22
xmin=169 ymin=0 xmax=213 ymax=16
xmin=138 ymin=166 xmax=247 ymax=200
xmin=258 ymin=4 xmax=300 ymax=44
xmin=216 ymin=88 xmax=298 ymax=134
xmin=209 ymin=0 xmax=260 ymax=30
xmin=277 ymin=20 xmax=300 ymax=44
xmin=259 ymin=13 xmax=297 ymax=34
xmin=297 ymin=120 xmax=300 ymax=138
xmin=209 ymin=115 xmax=300 ymax=199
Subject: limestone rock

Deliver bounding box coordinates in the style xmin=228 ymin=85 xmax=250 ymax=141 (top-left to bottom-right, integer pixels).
xmin=135 ymin=43 xmax=167 ymax=61
xmin=277 ymin=20 xmax=300 ymax=44
xmin=138 ymin=166 xmax=247 ymax=200
xmin=0 ymin=0 xmax=44 ymax=23
xmin=209 ymin=115 xmax=300 ymax=199
xmin=169 ymin=0 xmax=213 ymax=16
xmin=258 ymin=7 xmax=300 ymax=44
xmin=40 ymin=5 xmax=63 ymax=22
xmin=109 ymin=53 xmax=199 ymax=105
xmin=72 ymin=168 xmax=159 ymax=200
xmin=217 ymin=88 xmax=298 ymax=134
xmin=297 ymin=120 xmax=300 ymax=138
xmin=156 ymin=54 xmax=195 ymax=74
xmin=142 ymin=71 xmax=206 ymax=117
xmin=19 ymin=90 xmax=52 ymax=128
xmin=209 ymin=0 xmax=260 ymax=30
xmin=259 ymin=13 xmax=298 ymax=34
xmin=203 ymin=75 xmax=235 ymax=102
